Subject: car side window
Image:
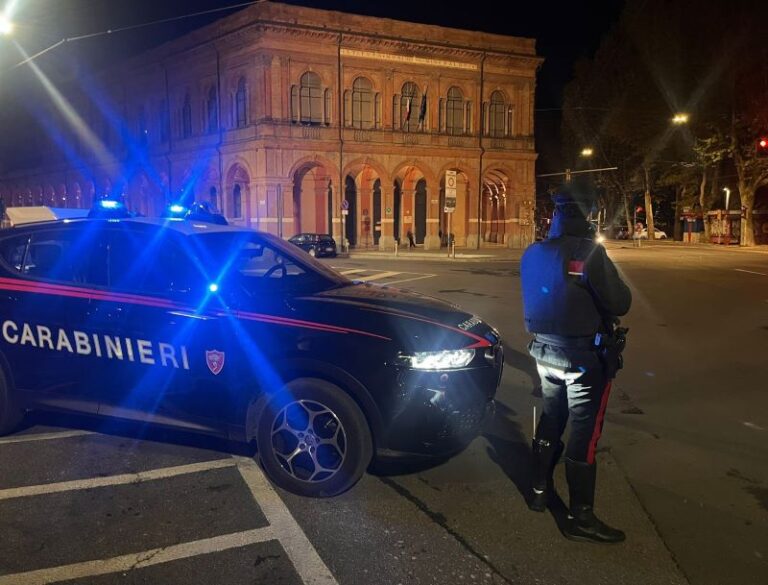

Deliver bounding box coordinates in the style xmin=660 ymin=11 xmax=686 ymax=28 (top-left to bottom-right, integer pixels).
xmin=0 ymin=234 xmax=31 ymax=273
xmin=1 ymin=228 xmax=109 ymax=286
xmin=107 ymin=229 xmax=191 ymax=296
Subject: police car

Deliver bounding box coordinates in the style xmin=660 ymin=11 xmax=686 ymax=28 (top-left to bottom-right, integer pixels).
xmin=0 ymin=203 xmax=502 ymax=497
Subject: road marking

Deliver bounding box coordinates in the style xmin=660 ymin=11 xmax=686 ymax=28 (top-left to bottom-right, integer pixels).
xmin=354 ymin=271 xmax=402 ymax=282
xmin=734 ymin=268 xmax=767 ymax=276
xmin=0 ymin=458 xmax=236 ymax=501
xmin=385 ymin=273 xmax=438 ymax=285
xmin=0 ymin=527 xmax=276 ymax=585
xmin=338 ymin=268 xmax=367 ymax=275
xmin=236 ymin=457 xmax=338 ymax=585
xmin=743 ymin=421 xmax=765 ymax=431
xmin=0 ymin=429 xmax=94 ymax=445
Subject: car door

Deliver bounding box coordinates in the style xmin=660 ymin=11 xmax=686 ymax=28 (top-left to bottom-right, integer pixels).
xmin=84 ymin=224 xmax=219 ymax=432
xmin=0 ymin=224 xmax=109 ymax=414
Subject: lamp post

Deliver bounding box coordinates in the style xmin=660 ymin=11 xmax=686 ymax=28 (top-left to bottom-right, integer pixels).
xmin=723 ymin=187 xmax=731 ymax=244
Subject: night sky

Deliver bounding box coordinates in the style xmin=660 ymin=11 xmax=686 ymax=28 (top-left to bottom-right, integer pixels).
xmin=0 ymin=0 xmax=624 ymax=173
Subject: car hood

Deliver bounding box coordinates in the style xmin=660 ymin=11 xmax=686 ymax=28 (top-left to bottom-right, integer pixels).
xmin=296 ymin=283 xmax=498 ymax=350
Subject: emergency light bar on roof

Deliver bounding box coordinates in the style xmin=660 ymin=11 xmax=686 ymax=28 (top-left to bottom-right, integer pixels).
xmin=4 ymin=206 xmax=89 ymax=227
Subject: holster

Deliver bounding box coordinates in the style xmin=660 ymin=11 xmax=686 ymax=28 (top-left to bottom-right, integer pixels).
xmin=599 ymin=326 xmax=628 ymax=379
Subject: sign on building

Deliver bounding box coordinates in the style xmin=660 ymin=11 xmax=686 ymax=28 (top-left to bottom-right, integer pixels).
xmin=445 ymin=170 xmax=457 ymax=213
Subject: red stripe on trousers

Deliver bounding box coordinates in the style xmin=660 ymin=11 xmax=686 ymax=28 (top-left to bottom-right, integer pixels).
xmin=586 ymin=380 xmax=613 ymax=464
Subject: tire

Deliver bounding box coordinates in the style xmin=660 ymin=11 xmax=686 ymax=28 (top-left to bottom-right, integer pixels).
xmin=0 ymin=366 xmax=23 ymax=436
xmin=308 ymin=248 xmax=316 ymax=257
xmin=256 ymin=378 xmax=372 ymax=497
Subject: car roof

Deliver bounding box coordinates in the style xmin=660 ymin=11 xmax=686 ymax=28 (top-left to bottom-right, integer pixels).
xmin=0 ymin=216 xmax=251 ymax=237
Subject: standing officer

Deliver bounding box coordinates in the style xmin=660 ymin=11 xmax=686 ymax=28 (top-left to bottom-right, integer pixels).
xmin=520 ymin=183 xmax=632 ymax=544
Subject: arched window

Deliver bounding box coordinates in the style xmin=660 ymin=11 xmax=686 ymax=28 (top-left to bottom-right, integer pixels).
xmin=446 ymin=87 xmax=464 ymax=135
xmin=299 ymin=72 xmax=322 ymax=125
xmin=182 ymin=93 xmax=192 ymax=138
xmin=207 ymin=86 xmax=218 ymax=133
xmin=489 ymin=91 xmax=506 ymax=137
xmin=352 ymin=77 xmax=373 ymax=129
xmin=236 ymin=77 xmax=247 ymax=128
xmin=400 ymin=82 xmax=421 ymax=130
xmin=232 ymin=184 xmax=242 ymax=218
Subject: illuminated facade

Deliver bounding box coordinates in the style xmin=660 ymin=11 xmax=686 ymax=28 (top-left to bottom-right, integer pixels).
xmin=0 ymin=2 xmax=541 ymax=249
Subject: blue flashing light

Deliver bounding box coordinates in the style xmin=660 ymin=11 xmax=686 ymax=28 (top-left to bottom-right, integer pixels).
xmin=208 ymin=283 xmax=219 ymax=293
xmin=169 ymin=204 xmax=186 ymax=214
xmin=100 ymin=200 xmax=119 ymax=209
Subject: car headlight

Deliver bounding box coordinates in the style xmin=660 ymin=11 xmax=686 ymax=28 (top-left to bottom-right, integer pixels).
xmin=406 ymin=349 xmax=475 ymax=370
xmin=596 ymin=234 xmax=606 ymax=244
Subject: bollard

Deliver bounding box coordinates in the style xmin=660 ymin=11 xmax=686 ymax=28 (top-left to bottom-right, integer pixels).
xmin=394 ymin=240 xmax=398 ymax=257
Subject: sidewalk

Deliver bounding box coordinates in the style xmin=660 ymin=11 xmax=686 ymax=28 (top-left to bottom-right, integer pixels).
xmin=605 ymin=239 xmax=768 ymax=254
xmin=346 ymin=246 xmax=524 ymax=262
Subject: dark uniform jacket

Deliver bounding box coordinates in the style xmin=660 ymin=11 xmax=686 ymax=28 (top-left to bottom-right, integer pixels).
xmin=521 ymin=217 xmax=631 ymax=339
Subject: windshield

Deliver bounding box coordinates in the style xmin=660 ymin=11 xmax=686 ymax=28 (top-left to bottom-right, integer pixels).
xmin=186 ymin=230 xmax=350 ymax=297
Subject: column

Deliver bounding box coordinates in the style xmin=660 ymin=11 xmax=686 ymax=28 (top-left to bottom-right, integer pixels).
xmin=378 ymin=186 xmax=395 ymax=251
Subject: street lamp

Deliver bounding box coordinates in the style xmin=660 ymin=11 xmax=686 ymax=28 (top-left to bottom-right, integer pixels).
xmin=723 ymin=187 xmax=731 ymax=210
xmin=672 ymin=113 xmax=690 ymax=125
xmin=0 ymin=15 xmax=13 ymax=36
xmin=580 ymin=147 xmax=594 ymax=157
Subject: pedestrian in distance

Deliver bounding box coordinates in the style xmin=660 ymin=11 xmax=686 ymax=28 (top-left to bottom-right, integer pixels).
xmin=407 ymin=229 xmax=416 ymax=248
xmin=520 ymin=182 xmax=632 ymax=544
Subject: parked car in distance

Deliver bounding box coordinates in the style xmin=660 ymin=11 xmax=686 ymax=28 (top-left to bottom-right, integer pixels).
xmin=633 ymin=227 xmax=668 ymax=240
xmin=288 ymin=233 xmax=338 ymax=257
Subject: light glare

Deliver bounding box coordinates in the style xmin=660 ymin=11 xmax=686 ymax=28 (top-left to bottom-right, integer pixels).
xmin=409 ymin=349 xmax=474 ymax=370
xmin=0 ymin=15 xmax=13 ymax=36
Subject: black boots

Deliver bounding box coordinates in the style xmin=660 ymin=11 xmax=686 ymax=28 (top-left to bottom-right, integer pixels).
xmin=528 ymin=438 xmax=564 ymax=512
xmin=563 ymin=459 xmax=625 ymax=544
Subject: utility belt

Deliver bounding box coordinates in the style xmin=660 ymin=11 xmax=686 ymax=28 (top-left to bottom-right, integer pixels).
xmin=534 ymin=333 xmax=601 ymax=350
xmin=534 ymin=325 xmax=629 ymax=379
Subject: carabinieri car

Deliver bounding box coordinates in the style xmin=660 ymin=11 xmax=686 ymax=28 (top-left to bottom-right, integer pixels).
xmin=0 ymin=214 xmax=503 ymax=496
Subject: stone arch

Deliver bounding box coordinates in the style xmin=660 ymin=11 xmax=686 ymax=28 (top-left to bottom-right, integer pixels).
xmin=342 ymin=159 xmax=389 ymax=249
xmin=291 ymin=160 xmax=334 ymax=239
xmin=437 ymin=166 xmax=473 ymax=248
xmin=482 ymin=168 xmax=514 ymax=245
xmin=391 ymin=162 xmax=437 ymax=248
xmin=225 ymin=162 xmax=251 ymax=224
xmin=287 ymin=155 xmax=339 ymax=185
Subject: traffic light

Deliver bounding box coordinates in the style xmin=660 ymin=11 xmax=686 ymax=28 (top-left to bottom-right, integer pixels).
xmin=757 ymin=137 xmax=768 ymax=157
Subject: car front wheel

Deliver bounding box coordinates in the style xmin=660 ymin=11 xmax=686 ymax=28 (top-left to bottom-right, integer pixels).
xmin=256 ymin=378 xmax=372 ymax=497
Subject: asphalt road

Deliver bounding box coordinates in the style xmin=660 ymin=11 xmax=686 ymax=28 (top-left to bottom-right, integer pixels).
xmin=1 ymin=243 xmax=765 ymax=585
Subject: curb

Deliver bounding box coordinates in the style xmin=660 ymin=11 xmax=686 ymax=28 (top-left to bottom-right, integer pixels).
xmin=347 ymin=252 xmax=522 ymax=263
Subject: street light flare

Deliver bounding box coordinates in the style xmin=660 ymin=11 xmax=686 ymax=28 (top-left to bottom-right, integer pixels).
xmin=672 ymin=113 xmax=690 ymax=125
xmin=581 ymin=147 xmax=594 ymax=157
xmin=0 ymin=15 xmax=14 ymax=36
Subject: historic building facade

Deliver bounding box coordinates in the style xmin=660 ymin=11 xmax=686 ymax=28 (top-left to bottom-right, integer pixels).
xmin=0 ymin=2 xmax=541 ymax=249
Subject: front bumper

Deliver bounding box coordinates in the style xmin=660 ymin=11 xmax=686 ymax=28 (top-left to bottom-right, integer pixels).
xmin=378 ymin=345 xmax=503 ymax=458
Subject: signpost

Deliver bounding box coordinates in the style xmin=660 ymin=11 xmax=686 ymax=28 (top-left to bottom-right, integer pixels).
xmin=445 ymin=170 xmax=457 ymax=257
xmin=341 ymin=199 xmax=349 ymax=253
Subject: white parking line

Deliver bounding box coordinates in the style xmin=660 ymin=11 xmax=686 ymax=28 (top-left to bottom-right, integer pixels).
xmin=0 ymin=430 xmax=94 ymax=445
xmin=338 ymin=268 xmax=367 ymax=275
xmin=0 ymin=458 xmax=236 ymax=501
xmin=0 ymin=527 xmax=276 ymax=585
xmin=385 ymin=273 xmax=437 ymax=285
xmin=354 ymin=271 xmax=402 ymax=282
xmin=236 ymin=457 xmax=338 ymax=585
xmin=734 ymin=268 xmax=767 ymax=276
